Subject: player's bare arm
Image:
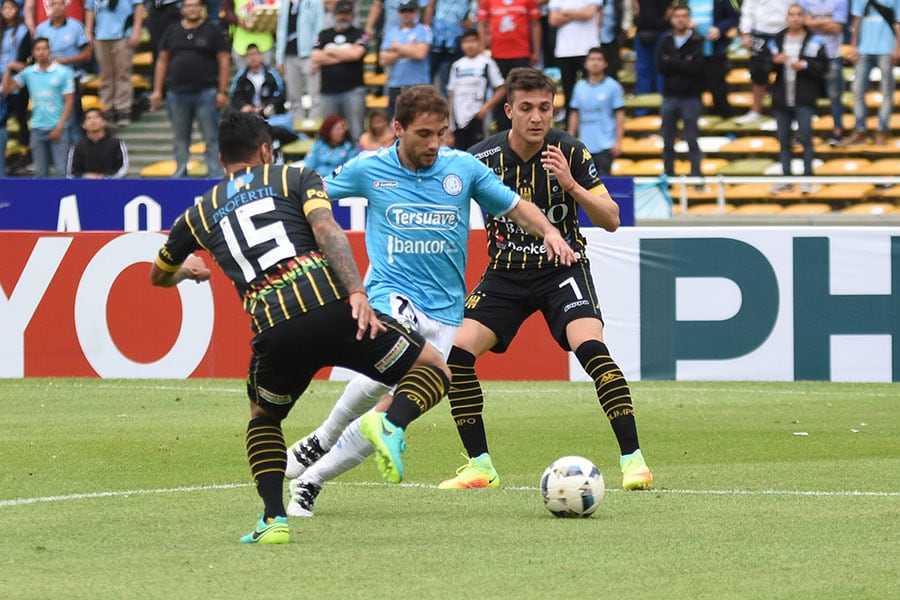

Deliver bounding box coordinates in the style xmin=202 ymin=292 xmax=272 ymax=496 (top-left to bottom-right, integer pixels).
xmin=307 ymin=206 xmax=386 ymax=340
xmin=150 ymin=255 xmax=212 ymax=288
xmin=540 ymin=144 xmax=620 ymax=232
xmin=507 ymin=201 xmax=577 ymax=266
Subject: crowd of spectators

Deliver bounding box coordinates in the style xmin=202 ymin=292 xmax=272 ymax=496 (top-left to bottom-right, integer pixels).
xmin=1 ymin=0 xmax=899 ymax=179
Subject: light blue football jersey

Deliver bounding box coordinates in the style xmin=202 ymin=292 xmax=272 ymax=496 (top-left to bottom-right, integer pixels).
xmin=324 ymin=144 xmax=519 ymax=326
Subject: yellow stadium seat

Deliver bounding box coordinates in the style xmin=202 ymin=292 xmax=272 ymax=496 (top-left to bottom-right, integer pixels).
xmin=686 ymin=202 xmax=735 ymax=214
xmin=80 ymin=95 xmax=104 ymax=111
xmin=609 ymin=158 xmax=633 ymax=175
xmin=621 ymin=136 xmax=663 ymax=155
xmin=725 ymin=68 xmax=751 ymax=86
xmin=623 ymin=115 xmax=662 ymax=133
xmin=366 ymin=95 xmax=389 ymax=110
xmin=293 ymin=118 xmax=323 ymax=135
xmin=840 ymin=202 xmax=897 ymax=215
xmin=731 ymin=203 xmax=785 ymax=215
xmin=139 ymin=159 xmax=205 ymax=178
xmin=719 ymin=136 xmax=779 ymax=154
xmin=189 ymin=142 xmax=206 ymax=155
xmin=816 ymin=158 xmax=871 ymax=175
xmin=780 ymin=202 xmax=833 ymax=215
xmin=132 ymin=51 xmax=153 ymax=69
xmin=860 ymin=159 xmax=900 ymax=175
xmin=811 ymin=183 xmax=876 ymax=201
xmin=363 ymin=72 xmax=387 ymax=88
xmin=726 ymin=183 xmax=776 ymax=201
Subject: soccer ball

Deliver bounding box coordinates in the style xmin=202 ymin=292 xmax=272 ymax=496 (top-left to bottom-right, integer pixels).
xmin=540 ymin=456 xmax=605 ymax=518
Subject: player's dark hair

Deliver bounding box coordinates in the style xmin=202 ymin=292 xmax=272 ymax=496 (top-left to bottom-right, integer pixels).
xmin=219 ymin=111 xmax=273 ymax=164
xmin=393 ymin=85 xmax=449 ymax=129
xmin=505 ymin=67 xmax=556 ymax=105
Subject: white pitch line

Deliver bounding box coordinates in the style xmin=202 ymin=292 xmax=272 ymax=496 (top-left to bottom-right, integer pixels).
xmin=2 ymin=481 xmax=897 ymax=509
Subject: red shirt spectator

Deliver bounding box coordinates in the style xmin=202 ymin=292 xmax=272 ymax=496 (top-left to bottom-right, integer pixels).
xmin=26 ymin=0 xmax=85 ymax=33
xmin=477 ymin=0 xmax=540 ymax=62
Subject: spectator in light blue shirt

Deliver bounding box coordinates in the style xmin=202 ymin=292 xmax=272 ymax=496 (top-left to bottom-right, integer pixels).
xmin=567 ymin=47 xmax=624 ymax=176
xmin=380 ymin=1 xmax=432 ymax=119
xmin=844 ymin=0 xmax=900 ymax=145
xmin=36 ymin=0 xmax=93 ymax=140
xmin=800 ymin=0 xmax=849 ymax=144
xmin=303 ymin=113 xmax=359 ymax=176
xmin=2 ymin=37 xmax=75 ymax=177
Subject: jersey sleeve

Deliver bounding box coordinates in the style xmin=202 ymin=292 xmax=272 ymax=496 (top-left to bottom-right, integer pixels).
xmin=155 ymin=211 xmax=201 ymax=273
xmin=294 ymin=166 xmax=332 ymax=217
xmin=323 ymin=154 xmax=365 ymax=200
xmin=469 ymin=154 xmax=519 ymax=217
xmin=569 ymin=138 xmax=603 ymax=191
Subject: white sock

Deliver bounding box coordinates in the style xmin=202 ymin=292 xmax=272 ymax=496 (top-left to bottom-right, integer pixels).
xmin=302 ymin=417 xmax=373 ymax=487
xmin=316 ymin=376 xmax=390 ymax=449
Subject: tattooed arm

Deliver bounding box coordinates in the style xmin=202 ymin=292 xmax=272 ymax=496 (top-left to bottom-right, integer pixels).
xmin=307 ymin=207 xmax=386 ymax=339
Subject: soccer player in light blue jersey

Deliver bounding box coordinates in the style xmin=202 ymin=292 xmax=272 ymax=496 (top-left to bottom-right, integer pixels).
xmin=284 ymin=85 xmax=576 ymax=517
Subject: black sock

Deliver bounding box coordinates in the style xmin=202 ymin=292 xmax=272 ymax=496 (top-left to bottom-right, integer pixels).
xmin=574 ymin=340 xmax=640 ymax=455
xmin=246 ymin=416 xmax=286 ymax=520
xmin=386 ymin=365 xmax=449 ymax=429
xmin=447 ymin=346 xmax=489 ymax=457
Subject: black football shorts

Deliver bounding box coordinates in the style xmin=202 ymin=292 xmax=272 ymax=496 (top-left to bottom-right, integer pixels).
xmin=463 ymin=263 xmax=604 ymax=353
xmin=246 ymin=300 xmax=426 ymax=419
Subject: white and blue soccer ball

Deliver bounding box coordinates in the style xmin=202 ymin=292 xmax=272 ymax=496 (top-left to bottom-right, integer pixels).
xmin=540 ymin=456 xmax=605 ymax=518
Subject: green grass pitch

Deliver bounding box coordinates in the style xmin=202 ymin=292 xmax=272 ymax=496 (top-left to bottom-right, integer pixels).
xmin=1 ymin=379 xmax=897 ymax=599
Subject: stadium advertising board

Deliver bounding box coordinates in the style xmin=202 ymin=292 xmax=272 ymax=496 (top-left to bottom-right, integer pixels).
xmin=2 ymin=228 xmax=896 ymax=382
xmin=0 ymin=177 xmax=634 ymax=231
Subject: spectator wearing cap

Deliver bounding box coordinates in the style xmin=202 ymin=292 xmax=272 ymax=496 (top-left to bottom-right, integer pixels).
xmin=276 ymin=0 xmax=325 ymax=121
xmin=379 ymin=0 xmax=432 ymax=119
xmin=313 ymin=0 xmax=370 ymax=142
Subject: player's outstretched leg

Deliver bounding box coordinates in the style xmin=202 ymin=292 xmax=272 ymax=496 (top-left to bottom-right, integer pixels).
xmin=439 ymin=346 xmax=500 ymax=489
xmin=241 ymin=416 xmax=290 ymax=544
xmin=285 ymin=376 xmax=390 ymax=478
xmin=361 ymin=365 xmax=449 ymax=483
xmin=575 ymin=340 xmax=653 ymax=490
xmin=287 ymin=417 xmax=375 ymax=517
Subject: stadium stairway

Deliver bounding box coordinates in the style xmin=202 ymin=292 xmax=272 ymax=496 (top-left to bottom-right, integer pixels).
xmin=117 ymin=104 xmax=206 ymax=178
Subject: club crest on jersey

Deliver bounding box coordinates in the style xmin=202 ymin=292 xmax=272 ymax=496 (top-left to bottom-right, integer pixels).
xmin=442 ymin=174 xmax=463 ymax=196
xmin=228 ymin=173 xmax=255 ymax=197
xmin=518 ymin=186 xmax=533 ymax=202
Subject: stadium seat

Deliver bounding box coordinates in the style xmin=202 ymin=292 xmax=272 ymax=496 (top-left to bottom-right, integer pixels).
xmin=875 ymin=184 xmax=900 ymax=199
xmin=695 ymin=136 xmax=732 ymax=153
xmin=624 ymin=93 xmax=662 ymax=112
xmin=280 ymin=138 xmax=315 ymax=158
xmin=366 ymin=95 xmax=389 ymax=110
xmin=725 ymin=68 xmax=750 ymax=86
xmin=686 ymin=202 xmax=735 ymax=214
xmin=669 ymin=182 xmax=722 ymax=202
xmin=811 ymin=114 xmax=853 ymax=133
xmin=80 ymin=95 xmax=104 ymax=111
xmin=731 ymin=203 xmax=785 ymax=214
xmin=620 ymin=159 xmax=664 ymax=176
xmin=726 ymin=183 xmax=776 ymax=201
xmin=763 ymin=158 xmax=825 ymax=175
xmin=621 ymin=136 xmax=662 ymax=155
xmin=719 ymin=136 xmax=779 ymax=155
xmin=716 ymin=158 xmax=777 ymax=176
xmin=816 ymin=158 xmax=871 ymax=175
xmin=363 ymin=72 xmax=387 ymax=89
xmin=860 ymin=159 xmax=900 ymax=175
xmin=132 ymin=51 xmax=152 ymax=69
xmin=780 ymin=202 xmax=833 ymax=215
xmin=189 ymin=142 xmax=205 ymax=155
xmin=610 ymin=158 xmax=633 ymax=175
xmin=840 ymin=202 xmax=897 ymax=215
xmin=293 ymin=118 xmax=322 ymax=135
xmin=810 ymin=183 xmax=876 ymax=201
xmin=139 ymin=159 xmax=205 ymax=177
xmin=623 ymin=115 xmax=661 ymax=133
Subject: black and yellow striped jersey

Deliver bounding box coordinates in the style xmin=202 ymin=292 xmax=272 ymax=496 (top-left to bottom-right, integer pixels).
xmin=468 ymin=128 xmax=602 ymax=270
xmin=155 ymin=163 xmax=349 ymax=334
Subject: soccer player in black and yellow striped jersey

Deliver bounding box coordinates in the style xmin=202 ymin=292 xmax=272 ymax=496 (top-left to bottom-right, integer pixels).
xmin=440 ymin=67 xmax=654 ymax=491
xmin=150 ymin=111 xmax=451 ymax=544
